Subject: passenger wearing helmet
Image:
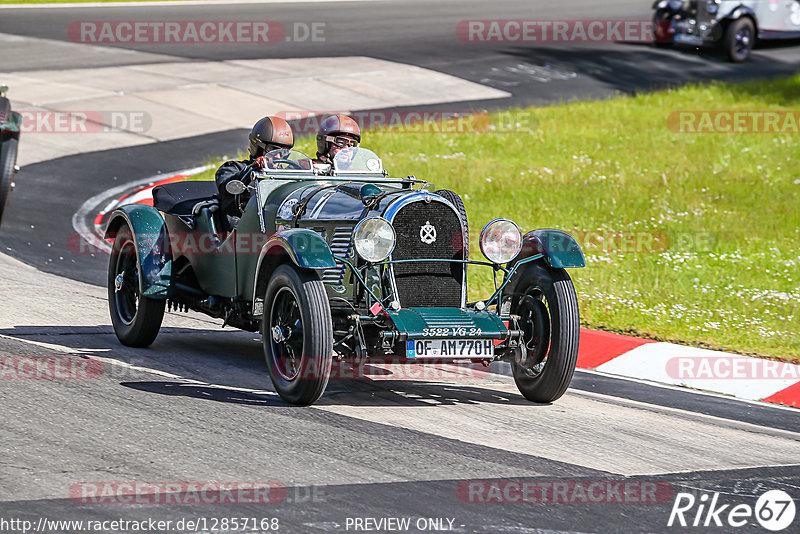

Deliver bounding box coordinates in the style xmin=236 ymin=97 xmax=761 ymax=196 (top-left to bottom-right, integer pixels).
xmin=215 ymin=116 xmax=293 ymax=225
xmin=314 ymin=114 xmax=361 ymax=172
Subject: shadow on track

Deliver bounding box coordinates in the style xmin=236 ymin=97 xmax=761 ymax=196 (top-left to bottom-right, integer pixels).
xmin=0 ymin=324 xmax=543 ymax=408
xmin=496 ymin=42 xmax=800 ymax=97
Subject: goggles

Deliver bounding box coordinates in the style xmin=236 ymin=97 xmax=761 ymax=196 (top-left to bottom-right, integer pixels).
xmin=326 ymin=135 xmax=359 ymax=148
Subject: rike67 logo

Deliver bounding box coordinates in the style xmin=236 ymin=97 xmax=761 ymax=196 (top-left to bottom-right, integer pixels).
xmin=668 ymin=490 xmax=796 ymax=531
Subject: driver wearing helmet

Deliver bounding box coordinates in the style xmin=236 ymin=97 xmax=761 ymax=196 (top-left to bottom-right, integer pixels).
xmin=314 ymin=114 xmax=361 ymax=172
xmin=215 ymin=116 xmax=293 ymax=224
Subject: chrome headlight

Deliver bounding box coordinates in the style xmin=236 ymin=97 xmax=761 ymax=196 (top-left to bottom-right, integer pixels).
xmin=353 ymin=217 xmax=396 ymax=263
xmin=706 ymin=0 xmax=720 ymax=14
xmin=480 ymin=218 xmax=523 ymax=264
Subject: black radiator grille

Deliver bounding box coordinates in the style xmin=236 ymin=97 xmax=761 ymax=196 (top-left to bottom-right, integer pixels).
xmin=391 ymin=201 xmax=464 ymax=308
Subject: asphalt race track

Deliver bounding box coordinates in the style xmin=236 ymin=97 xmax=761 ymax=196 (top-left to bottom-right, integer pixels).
xmin=1 ymin=1 xmax=799 ymax=533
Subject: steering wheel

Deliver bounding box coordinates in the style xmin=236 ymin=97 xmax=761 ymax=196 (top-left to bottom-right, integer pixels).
xmin=271 ymin=159 xmax=305 ymax=170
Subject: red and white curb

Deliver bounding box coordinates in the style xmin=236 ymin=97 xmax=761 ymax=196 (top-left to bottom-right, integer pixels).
xmin=576 ymin=329 xmax=800 ymax=409
xmin=73 ymin=173 xmax=800 ymax=410
xmin=71 ymin=165 xmax=211 ymax=254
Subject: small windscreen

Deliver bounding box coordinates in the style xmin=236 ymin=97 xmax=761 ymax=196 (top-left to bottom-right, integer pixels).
xmin=332 ymin=147 xmax=385 ymax=176
xmin=259 ymin=149 xmax=314 ymax=173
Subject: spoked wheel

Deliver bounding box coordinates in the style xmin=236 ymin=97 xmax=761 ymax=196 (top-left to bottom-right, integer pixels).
xmin=724 ymin=18 xmax=755 ymax=63
xmin=263 ymin=264 xmax=333 ymax=405
xmin=107 ymin=225 xmax=165 ymax=347
xmin=505 ymin=262 xmax=579 ymax=403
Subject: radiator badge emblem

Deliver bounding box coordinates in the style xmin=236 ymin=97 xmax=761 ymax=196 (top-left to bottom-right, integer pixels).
xmin=420 ymin=221 xmax=437 ymax=244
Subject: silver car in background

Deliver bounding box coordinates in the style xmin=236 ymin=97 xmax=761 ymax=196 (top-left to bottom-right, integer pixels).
xmin=653 ymin=0 xmax=800 ymax=62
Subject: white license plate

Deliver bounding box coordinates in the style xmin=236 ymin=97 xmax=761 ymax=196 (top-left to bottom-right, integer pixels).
xmin=674 ymin=34 xmax=704 ymax=46
xmin=406 ymin=339 xmax=495 ymax=359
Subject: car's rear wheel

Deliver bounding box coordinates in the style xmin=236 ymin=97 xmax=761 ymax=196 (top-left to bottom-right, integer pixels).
xmin=724 ymin=17 xmax=755 ymax=63
xmin=506 ymin=262 xmax=579 ymax=403
xmin=0 ymin=135 xmax=18 ymax=227
xmin=263 ymin=264 xmax=333 ymax=405
xmin=108 ymin=225 xmax=165 ymax=347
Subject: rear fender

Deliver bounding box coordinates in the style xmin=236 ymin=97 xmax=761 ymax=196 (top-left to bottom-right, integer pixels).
xmin=251 ymin=228 xmax=337 ymax=310
xmin=510 ymin=229 xmax=586 ymax=269
xmin=0 ymin=111 xmax=21 ymax=139
xmin=104 ymin=204 xmax=172 ymax=298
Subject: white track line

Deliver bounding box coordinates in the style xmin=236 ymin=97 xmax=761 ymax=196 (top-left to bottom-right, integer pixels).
xmin=0 ymin=333 xmax=279 ymax=397
xmin=574 ymin=367 xmax=800 ymax=414
xmin=0 ymin=0 xmax=374 ymax=9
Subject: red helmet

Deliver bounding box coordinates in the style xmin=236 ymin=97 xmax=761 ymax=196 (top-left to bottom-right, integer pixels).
xmin=249 ymin=116 xmax=294 ymax=159
xmin=316 ymin=114 xmax=361 ymax=159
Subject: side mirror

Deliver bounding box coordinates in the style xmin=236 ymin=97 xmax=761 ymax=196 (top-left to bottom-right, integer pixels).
xmin=226 ymin=180 xmax=247 ymax=195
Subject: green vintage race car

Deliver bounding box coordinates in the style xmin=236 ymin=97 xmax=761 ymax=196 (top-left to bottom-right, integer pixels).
xmin=105 ymin=148 xmax=585 ymax=405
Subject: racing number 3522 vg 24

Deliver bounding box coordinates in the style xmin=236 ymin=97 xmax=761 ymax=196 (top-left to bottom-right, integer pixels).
xmin=104 ymin=148 xmax=586 ymax=405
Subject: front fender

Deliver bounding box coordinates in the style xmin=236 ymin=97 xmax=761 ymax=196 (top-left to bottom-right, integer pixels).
xmin=511 ymin=229 xmax=586 ymax=269
xmin=726 ymin=5 xmax=757 ymax=23
xmin=104 ymin=204 xmax=172 ymax=298
xmin=252 ymin=228 xmax=337 ymax=306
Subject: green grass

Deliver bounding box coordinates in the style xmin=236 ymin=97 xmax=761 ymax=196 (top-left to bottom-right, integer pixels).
xmin=194 ymin=75 xmax=800 ymax=362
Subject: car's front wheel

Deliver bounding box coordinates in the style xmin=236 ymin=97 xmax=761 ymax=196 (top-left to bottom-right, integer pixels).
xmin=724 ymin=17 xmax=755 ymax=63
xmin=505 ymin=262 xmax=579 ymax=403
xmin=107 ymin=225 xmax=165 ymax=347
xmin=263 ymin=264 xmax=333 ymax=405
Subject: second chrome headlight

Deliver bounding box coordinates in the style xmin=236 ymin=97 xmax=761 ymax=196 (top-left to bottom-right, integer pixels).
xmin=480 ymin=218 xmax=523 ymax=264
xmin=353 ymin=217 xmax=396 ymax=263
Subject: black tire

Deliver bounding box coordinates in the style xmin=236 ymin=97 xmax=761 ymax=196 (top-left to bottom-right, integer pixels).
xmin=0 ymin=136 xmax=18 ymax=227
xmin=653 ymin=10 xmax=674 ymax=48
xmin=108 ymin=225 xmax=165 ymax=347
xmin=724 ymin=17 xmax=755 ymax=63
xmin=263 ymin=264 xmax=333 ymax=405
xmin=504 ymin=262 xmax=579 ymax=403
xmin=434 ymin=189 xmax=469 ymax=259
